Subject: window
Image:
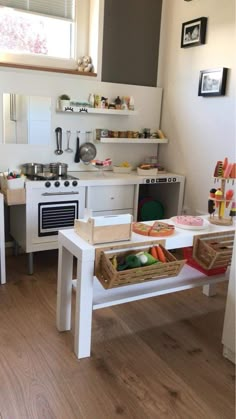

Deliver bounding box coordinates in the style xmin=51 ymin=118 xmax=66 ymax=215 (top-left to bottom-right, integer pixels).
xmin=0 ymin=7 xmax=73 ymax=59
xmin=0 ymin=0 xmax=102 ymax=72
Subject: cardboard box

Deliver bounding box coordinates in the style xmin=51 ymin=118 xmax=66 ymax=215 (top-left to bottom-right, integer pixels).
xmin=74 ymin=214 xmax=133 ymax=244
xmin=1 ymin=187 xmax=26 ymax=205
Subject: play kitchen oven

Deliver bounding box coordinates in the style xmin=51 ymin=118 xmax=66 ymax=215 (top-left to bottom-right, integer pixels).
xmin=10 ymin=173 xmax=85 ymax=274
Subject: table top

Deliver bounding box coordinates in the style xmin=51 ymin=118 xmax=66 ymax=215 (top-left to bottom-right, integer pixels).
xmin=58 ymin=216 xmax=235 ymax=254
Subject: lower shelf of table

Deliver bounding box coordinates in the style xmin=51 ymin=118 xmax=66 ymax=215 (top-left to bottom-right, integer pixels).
xmin=72 ymin=264 xmax=229 ymax=310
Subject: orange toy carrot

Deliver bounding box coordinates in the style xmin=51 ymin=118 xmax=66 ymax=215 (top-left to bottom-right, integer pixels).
xmin=150 ymin=246 xmax=159 ymax=260
xmin=156 ymin=246 xmax=166 ymax=263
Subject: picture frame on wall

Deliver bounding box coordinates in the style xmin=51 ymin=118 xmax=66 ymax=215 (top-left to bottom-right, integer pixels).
xmin=198 ymin=68 xmax=228 ymax=97
xmin=181 ymin=17 xmax=207 ymax=48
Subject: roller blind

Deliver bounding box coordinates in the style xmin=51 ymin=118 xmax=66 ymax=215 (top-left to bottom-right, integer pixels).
xmin=0 ymin=0 xmax=74 ymax=20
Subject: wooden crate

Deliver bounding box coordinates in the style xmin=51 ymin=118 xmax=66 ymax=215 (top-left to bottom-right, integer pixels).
xmin=74 ymin=214 xmax=132 ymax=244
xmin=192 ymin=231 xmax=235 ymax=270
xmin=95 ymin=243 xmax=186 ymax=289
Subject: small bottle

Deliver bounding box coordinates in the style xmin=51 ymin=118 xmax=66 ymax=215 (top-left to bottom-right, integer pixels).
xmin=88 ymin=93 xmax=95 ymax=107
xmin=115 ymin=96 xmax=121 ymax=109
xmin=129 ymin=96 xmax=134 ymax=110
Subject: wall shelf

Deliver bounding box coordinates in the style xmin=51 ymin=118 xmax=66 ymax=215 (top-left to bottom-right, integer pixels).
xmin=96 ymin=138 xmax=168 ymax=144
xmin=56 ymin=107 xmax=137 ymax=116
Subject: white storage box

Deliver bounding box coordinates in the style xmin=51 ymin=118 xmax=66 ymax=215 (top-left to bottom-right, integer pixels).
xmin=6 ymin=177 xmax=25 ymax=190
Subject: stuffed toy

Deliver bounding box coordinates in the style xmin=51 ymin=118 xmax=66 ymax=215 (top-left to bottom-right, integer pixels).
xmin=77 ymin=55 xmax=94 ymax=72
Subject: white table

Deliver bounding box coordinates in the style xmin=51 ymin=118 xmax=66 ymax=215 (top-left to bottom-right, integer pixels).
xmin=56 ymin=219 xmax=235 ymax=359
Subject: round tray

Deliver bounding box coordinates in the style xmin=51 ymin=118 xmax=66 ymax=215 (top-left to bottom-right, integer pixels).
xmin=171 ymin=216 xmax=209 ymax=230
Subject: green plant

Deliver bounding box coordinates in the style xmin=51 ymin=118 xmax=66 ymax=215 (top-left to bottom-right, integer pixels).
xmin=59 ymin=94 xmax=70 ymax=100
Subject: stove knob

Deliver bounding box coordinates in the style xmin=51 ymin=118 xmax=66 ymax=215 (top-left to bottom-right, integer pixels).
xmin=146 ymin=179 xmax=150 ymax=184
xmin=151 ymin=178 xmax=155 ymax=183
xmin=64 ymin=181 xmax=70 ymax=187
xmin=55 ymin=181 xmax=60 ymax=187
xmin=45 ymin=181 xmax=51 ymax=188
xmin=72 ymin=180 xmax=78 ymax=187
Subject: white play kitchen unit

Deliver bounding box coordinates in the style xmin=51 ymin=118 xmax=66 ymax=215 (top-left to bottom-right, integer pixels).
xmin=7 ymin=170 xmax=185 ymax=274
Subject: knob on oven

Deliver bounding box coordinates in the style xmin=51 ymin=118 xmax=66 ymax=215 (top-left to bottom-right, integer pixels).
xmin=72 ymin=180 xmax=78 ymax=186
xmin=55 ymin=181 xmax=60 ymax=187
xmin=45 ymin=181 xmax=51 ymax=188
xmin=64 ymin=181 xmax=69 ymax=187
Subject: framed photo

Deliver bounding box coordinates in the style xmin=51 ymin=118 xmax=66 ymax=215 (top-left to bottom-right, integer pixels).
xmin=198 ymin=68 xmax=228 ymax=97
xmin=181 ymin=17 xmax=207 ymax=48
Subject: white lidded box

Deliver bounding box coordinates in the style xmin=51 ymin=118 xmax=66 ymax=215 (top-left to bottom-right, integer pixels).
xmin=74 ymin=214 xmax=133 ymax=244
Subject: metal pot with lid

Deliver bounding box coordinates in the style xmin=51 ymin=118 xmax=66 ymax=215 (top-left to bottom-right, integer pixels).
xmin=47 ymin=162 xmax=68 ymax=176
xmin=21 ymin=163 xmax=44 ymax=176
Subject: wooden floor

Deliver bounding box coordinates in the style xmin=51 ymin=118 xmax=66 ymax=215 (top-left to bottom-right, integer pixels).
xmin=0 ymin=251 xmax=235 ymax=419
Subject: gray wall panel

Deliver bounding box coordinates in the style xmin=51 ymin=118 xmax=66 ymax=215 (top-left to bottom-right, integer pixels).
xmin=102 ymin=0 xmax=162 ymax=87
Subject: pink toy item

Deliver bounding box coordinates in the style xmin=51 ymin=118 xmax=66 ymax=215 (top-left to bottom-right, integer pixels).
xmin=223 ymin=163 xmax=233 ymax=178
xmin=175 ymin=215 xmax=203 ymax=226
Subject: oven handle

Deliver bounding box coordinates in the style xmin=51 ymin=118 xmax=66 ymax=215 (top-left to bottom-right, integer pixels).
xmin=41 ymin=192 xmax=80 ymax=196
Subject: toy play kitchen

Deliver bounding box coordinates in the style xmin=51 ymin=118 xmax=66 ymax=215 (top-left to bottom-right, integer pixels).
xmin=7 ymin=167 xmax=185 ymax=274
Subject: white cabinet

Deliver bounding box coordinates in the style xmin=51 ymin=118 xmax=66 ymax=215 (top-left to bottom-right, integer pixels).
xmin=86 ymin=185 xmax=135 ymax=216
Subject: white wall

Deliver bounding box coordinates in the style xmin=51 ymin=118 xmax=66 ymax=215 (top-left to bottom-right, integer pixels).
xmin=0 ymin=68 xmax=163 ymax=172
xmin=158 ymin=0 xmax=235 ymax=214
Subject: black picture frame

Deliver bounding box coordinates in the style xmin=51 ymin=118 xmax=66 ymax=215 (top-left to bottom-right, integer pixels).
xmin=181 ymin=17 xmax=207 ymax=48
xmin=198 ymin=68 xmax=228 ymax=97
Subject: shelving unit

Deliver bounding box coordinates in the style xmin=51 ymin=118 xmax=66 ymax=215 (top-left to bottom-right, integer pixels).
xmin=56 ymin=107 xmax=137 ymax=116
xmin=96 ymin=137 xmax=168 ymax=144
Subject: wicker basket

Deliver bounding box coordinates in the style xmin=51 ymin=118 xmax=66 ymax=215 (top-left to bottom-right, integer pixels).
xmin=95 ymin=244 xmax=186 ymax=289
xmin=192 ymin=231 xmax=235 ymax=270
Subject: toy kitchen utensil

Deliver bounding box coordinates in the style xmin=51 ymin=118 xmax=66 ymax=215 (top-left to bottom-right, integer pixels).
xmin=74 ymin=131 xmax=80 ymax=163
xmin=65 ymin=130 xmax=73 ymax=153
xmin=55 ymin=127 xmax=63 ymax=155
xmin=79 ymin=131 xmax=97 ymax=164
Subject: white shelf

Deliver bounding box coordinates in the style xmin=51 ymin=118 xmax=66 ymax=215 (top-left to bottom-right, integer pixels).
xmin=56 ymin=107 xmax=137 ymax=116
xmin=96 ymin=137 xmax=168 ymax=144
xmin=72 ymin=265 xmax=228 ymax=310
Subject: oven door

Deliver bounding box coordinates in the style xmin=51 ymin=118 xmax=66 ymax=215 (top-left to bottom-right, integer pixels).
xmin=26 ymin=187 xmax=85 ymax=249
xmin=38 ymin=200 xmax=78 ymax=236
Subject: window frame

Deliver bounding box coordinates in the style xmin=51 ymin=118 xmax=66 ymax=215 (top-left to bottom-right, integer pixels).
xmin=0 ymin=0 xmax=97 ymax=72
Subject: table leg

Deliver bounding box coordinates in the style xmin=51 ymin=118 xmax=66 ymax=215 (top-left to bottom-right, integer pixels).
xmin=74 ymin=255 xmax=95 ymax=359
xmin=202 ymin=283 xmax=217 ymax=296
xmin=56 ymin=244 xmax=73 ymax=331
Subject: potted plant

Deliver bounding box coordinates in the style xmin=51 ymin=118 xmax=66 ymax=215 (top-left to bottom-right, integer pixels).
xmin=58 ymin=94 xmax=71 ymax=111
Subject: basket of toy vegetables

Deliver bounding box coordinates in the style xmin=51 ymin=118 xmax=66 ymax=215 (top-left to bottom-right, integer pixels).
xmin=95 ymin=244 xmax=186 ymax=289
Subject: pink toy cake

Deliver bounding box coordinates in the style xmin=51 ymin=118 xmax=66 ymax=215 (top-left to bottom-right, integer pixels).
xmin=175 ymin=215 xmax=204 ymax=226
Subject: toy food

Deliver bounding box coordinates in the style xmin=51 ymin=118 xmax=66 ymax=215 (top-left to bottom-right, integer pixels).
xmin=175 ymin=216 xmax=204 ymax=227
xmin=215 ymin=189 xmax=223 ymax=207
xmin=210 ymin=188 xmax=216 ymax=198
xmin=156 ymin=246 xmax=166 ymax=263
xmin=214 ymin=161 xmax=223 ymax=177
xmin=225 ymin=189 xmax=234 ymax=207
xmin=132 ymin=221 xmax=175 ymax=237
xmin=223 ymin=163 xmax=233 ymax=178
xmin=136 ymin=252 xmax=157 ymax=266
xmin=117 ymin=254 xmax=142 ymax=271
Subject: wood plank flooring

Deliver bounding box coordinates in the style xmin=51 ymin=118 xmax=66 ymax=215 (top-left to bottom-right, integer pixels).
xmin=0 ymin=250 xmax=235 ymax=419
